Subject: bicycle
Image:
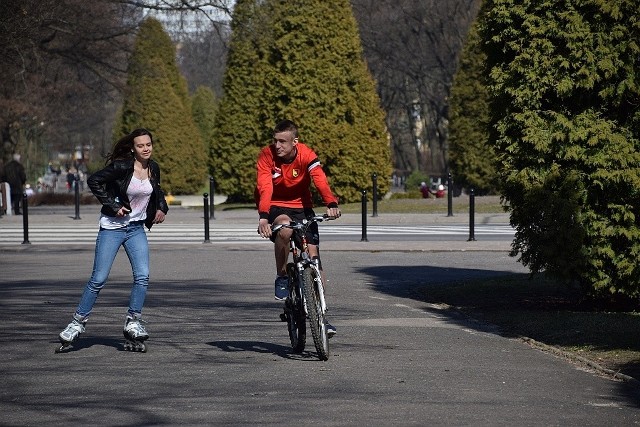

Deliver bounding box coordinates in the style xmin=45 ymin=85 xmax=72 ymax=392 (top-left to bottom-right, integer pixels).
xmin=272 ymin=214 xmax=336 ymax=361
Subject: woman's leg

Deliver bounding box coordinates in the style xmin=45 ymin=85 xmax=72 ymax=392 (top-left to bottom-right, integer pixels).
xmin=122 ymin=223 xmax=149 ymax=317
xmin=75 ymin=228 xmax=125 ymax=317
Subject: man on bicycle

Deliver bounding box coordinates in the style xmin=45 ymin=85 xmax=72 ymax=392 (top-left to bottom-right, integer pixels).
xmin=256 ymin=119 xmax=341 ymax=336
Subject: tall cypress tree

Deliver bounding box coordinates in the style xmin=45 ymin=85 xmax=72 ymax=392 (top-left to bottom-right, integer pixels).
xmin=481 ymin=0 xmax=640 ymax=299
xmin=448 ymin=15 xmax=498 ymax=195
xmin=211 ymin=0 xmax=273 ymax=200
xmin=117 ymin=17 xmax=207 ymax=194
xmin=213 ymin=0 xmax=391 ymax=203
xmin=192 ymin=85 xmax=218 ymax=175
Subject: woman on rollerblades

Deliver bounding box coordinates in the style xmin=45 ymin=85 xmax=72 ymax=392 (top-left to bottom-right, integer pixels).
xmin=57 ymin=128 xmax=168 ymax=353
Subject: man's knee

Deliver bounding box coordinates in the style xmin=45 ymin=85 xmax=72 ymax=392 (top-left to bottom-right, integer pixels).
xmin=275 ymin=228 xmax=292 ymax=243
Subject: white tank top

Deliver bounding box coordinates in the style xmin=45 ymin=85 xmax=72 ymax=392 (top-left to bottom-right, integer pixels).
xmin=99 ymin=176 xmax=153 ymax=229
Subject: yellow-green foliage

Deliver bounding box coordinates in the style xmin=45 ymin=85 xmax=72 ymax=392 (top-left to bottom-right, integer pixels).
xmin=480 ymin=0 xmax=640 ymax=298
xmin=116 ymin=18 xmax=207 ymax=194
xmin=212 ymin=0 xmax=391 ymax=203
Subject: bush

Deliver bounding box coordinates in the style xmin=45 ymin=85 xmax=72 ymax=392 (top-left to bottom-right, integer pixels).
xmin=28 ymin=192 xmax=99 ymax=206
xmin=405 ymin=170 xmax=430 ymax=192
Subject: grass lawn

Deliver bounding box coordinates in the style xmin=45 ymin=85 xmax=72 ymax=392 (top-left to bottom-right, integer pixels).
xmin=339 ymin=194 xmax=507 ymax=214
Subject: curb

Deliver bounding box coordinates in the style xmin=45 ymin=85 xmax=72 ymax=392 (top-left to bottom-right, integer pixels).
xmin=521 ymin=337 xmax=640 ymax=386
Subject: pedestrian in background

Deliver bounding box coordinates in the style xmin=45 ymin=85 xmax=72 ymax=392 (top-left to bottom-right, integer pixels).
xmin=419 ymin=182 xmax=430 ymax=199
xmin=2 ymin=154 xmax=26 ymax=214
xmin=57 ymin=128 xmax=169 ymax=352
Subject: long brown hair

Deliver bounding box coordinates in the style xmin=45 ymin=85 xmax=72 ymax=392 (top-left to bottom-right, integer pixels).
xmin=106 ymin=128 xmax=153 ymax=165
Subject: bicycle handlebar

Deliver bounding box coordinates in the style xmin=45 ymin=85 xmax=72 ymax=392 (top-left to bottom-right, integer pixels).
xmin=271 ymin=214 xmax=337 ymax=233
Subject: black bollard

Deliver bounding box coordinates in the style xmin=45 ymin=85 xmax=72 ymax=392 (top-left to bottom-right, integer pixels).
xmin=209 ymin=176 xmax=215 ymax=220
xmin=73 ymin=175 xmax=81 ymax=220
xmin=371 ymin=173 xmax=378 ymax=217
xmin=203 ymin=193 xmax=211 ymax=243
xmin=22 ymin=193 xmax=30 ymax=244
xmin=447 ymin=172 xmax=453 ymax=217
xmin=361 ymin=190 xmax=368 ymax=242
xmin=468 ymin=188 xmax=476 ymax=241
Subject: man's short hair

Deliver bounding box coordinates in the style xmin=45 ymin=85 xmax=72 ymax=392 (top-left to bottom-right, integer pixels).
xmin=273 ymin=120 xmax=298 ymax=138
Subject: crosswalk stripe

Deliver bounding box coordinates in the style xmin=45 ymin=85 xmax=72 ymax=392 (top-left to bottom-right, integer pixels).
xmin=0 ymin=224 xmax=514 ymax=245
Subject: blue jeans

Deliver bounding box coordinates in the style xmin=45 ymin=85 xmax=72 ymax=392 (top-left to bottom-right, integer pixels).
xmin=75 ymin=221 xmax=149 ymax=318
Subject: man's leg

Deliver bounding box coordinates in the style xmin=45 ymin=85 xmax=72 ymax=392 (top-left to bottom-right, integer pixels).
xmin=272 ymin=214 xmax=292 ymax=300
xmin=11 ymin=193 xmax=21 ymax=214
xmin=272 ymin=214 xmax=292 ymax=276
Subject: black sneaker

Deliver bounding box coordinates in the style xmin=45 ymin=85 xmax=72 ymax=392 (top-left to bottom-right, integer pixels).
xmin=274 ymin=276 xmax=289 ymax=300
xmin=325 ymin=321 xmax=337 ymax=338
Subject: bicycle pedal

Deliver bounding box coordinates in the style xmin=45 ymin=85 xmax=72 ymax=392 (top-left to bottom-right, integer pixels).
xmin=279 ymin=313 xmax=287 ymax=322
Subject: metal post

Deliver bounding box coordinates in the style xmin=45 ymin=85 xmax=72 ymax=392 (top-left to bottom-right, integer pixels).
xmin=371 ymin=173 xmax=378 ymax=217
xmin=447 ymin=172 xmax=453 ymax=217
xmin=22 ymin=193 xmax=30 ymax=244
xmin=203 ymin=193 xmax=211 ymax=243
xmin=468 ymin=188 xmax=476 ymax=242
xmin=209 ymin=176 xmax=215 ymax=220
xmin=73 ymin=175 xmax=81 ymax=220
xmin=361 ymin=190 xmax=368 ymax=242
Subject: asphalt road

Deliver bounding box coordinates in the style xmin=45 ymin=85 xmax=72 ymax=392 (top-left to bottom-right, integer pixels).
xmin=1 ymin=240 xmax=640 ymax=425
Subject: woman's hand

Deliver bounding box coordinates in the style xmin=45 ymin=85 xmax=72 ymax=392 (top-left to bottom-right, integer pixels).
xmin=116 ymin=207 xmax=130 ymax=217
xmin=154 ymin=210 xmax=166 ymax=224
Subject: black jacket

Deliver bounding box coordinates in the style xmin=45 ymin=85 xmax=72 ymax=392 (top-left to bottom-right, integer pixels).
xmin=87 ymin=159 xmax=168 ymax=230
xmin=3 ymin=160 xmax=26 ymax=194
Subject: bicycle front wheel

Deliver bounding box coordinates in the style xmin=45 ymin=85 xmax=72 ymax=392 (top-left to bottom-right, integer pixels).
xmin=286 ymin=264 xmax=305 ymax=353
xmin=302 ymin=267 xmax=329 ymax=361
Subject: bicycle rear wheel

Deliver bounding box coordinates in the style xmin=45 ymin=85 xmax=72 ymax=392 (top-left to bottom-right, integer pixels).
xmin=302 ymin=267 xmax=329 ymax=360
xmin=286 ymin=264 xmax=305 ymax=353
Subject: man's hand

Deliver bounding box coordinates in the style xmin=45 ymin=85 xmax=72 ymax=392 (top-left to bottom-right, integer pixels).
xmin=258 ymin=218 xmax=272 ymax=238
xmin=327 ymin=206 xmax=341 ymax=219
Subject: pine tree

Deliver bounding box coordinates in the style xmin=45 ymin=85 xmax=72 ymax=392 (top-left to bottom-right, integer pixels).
xmin=213 ymin=0 xmax=391 ymax=203
xmin=480 ymin=0 xmax=640 ymax=299
xmin=448 ymin=16 xmax=498 ymax=195
xmin=117 ymin=17 xmax=207 ymax=194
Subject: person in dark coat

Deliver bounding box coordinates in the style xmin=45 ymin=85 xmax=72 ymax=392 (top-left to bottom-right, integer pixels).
xmin=3 ymin=154 xmax=27 ymax=214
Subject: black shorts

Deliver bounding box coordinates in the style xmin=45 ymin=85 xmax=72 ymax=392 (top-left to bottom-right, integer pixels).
xmin=269 ymin=206 xmax=320 ymax=245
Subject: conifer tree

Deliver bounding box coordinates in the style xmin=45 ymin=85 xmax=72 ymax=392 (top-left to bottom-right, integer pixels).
xmin=192 ymin=85 xmax=218 ymax=174
xmin=480 ymin=0 xmax=640 ymax=299
xmin=448 ymin=18 xmax=498 ymax=195
xmin=213 ymin=0 xmax=391 ymax=203
xmin=210 ymin=0 xmax=273 ymax=200
xmin=117 ymin=17 xmax=207 ymax=194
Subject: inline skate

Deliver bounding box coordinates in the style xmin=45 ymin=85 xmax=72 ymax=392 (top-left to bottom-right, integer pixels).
xmin=56 ymin=314 xmax=87 ymax=353
xmin=123 ymin=314 xmax=149 ymax=352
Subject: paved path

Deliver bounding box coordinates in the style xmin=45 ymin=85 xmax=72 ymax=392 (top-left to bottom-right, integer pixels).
xmin=1 ymin=205 xmax=639 ymax=425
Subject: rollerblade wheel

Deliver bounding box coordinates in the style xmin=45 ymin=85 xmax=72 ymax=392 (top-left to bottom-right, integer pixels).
xmin=123 ymin=340 xmax=147 ymax=352
xmin=55 ymin=343 xmax=73 ymax=354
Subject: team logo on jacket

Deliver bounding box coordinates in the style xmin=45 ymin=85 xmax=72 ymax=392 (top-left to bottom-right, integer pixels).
xmin=292 ymin=169 xmax=299 ymax=177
